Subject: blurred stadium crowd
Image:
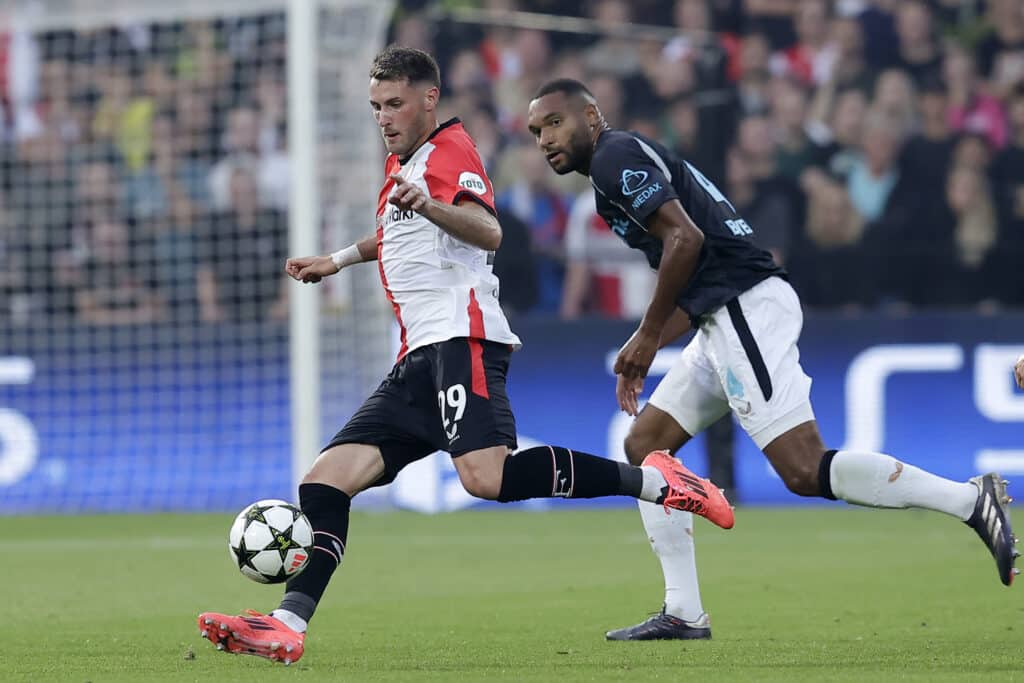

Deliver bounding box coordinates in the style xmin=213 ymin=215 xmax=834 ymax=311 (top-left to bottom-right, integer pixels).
xmin=1 ymin=0 xmax=1023 ymax=327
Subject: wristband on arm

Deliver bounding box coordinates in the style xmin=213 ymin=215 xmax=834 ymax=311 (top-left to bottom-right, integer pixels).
xmin=329 ymin=245 xmax=361 ymax=270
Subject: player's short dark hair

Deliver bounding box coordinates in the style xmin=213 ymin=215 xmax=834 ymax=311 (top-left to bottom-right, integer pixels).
xmin=369 ymin=46 xmax=440 ymax=88
xmin=533 ymin=78 xmax=594 ymax=101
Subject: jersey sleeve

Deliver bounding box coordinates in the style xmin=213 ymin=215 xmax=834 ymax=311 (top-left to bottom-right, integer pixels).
xmin=589 ymin=137 xmax=679 ymax=229
xmin=423 ymin=139 xmax=497 ymax=216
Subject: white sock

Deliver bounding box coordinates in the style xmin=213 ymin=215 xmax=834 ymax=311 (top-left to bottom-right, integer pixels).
xmin=270 ymin=609 xmax=307 ymax=633
xmin=638 ymin=500 xmax=705 ymax=622
xmin=829 ymin=450 xmax=977 ymax=521
xmin=639 ymin=466 xmax=668 ymax=503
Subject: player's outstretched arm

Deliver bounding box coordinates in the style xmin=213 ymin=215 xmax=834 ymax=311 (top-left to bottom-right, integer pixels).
xmin=285 ymin=235 xmax=377 ymax=284
xmin=388 ymin=174 xmax=501 ymax=251
xmin=1016 ymin=355 xmax=1024 ymax=389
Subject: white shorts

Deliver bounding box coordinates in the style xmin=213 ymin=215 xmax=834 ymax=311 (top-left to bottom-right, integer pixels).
xmin=648 ymin=276 xmax=814 ymax=449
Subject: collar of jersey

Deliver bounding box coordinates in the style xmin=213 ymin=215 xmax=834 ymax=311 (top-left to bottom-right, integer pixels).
xmin=398 ymin=117 xmax=462 ymax=166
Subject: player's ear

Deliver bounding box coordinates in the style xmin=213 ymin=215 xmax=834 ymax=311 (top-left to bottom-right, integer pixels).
xmin=423 ymin=85 xmax=439 ymax=113
xmin=583 ymin=103 xmax=600 ymax=130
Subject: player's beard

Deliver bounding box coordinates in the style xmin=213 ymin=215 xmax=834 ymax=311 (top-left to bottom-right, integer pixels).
xmin=546 ymin=127 xmax=592 ymax=175
xmin=561 ymin=126 xmax=594 ymax=175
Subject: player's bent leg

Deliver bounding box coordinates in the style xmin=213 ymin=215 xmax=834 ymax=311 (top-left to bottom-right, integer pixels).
xmin=622 ymin=408 xmax=709 ymax=633
xmin=760 ymin=420 xmax=827 ymax=497
xmin=303 ymin=442 xmax=387 ymax=495
xmin=623 ymin=403 xmax=692 ymax=465
xmin=452 ymin=445 xmax=509 ymax=499
xmin=276 ymin=444 xmax=383 ymax=622
xmin=764 ymin=421 xmax=1019 ymax=586
xmin=457 ymin=443 xmax=644 ymax=502
xmin=199 ymin=444 xmax=386 ymax=663
xmin=454 ymin=439 xmax=722 ymax=509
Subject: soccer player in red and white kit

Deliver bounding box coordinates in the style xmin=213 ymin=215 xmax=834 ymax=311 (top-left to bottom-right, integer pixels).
xmin=195 ymin=47 xmax=733 ymax=665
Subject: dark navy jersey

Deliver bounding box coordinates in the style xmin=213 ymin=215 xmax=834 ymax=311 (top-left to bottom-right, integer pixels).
xmin=588 ymin=129 xmax=785 ymax=320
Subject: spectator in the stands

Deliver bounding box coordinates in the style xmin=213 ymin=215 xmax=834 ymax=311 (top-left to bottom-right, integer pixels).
xmin=989 ymin=83 xmax=1024 ymax=306
xmin=847 ymin=109 xmax=902 ymax=224
xmin=734 ymin=32 xmax=773 ymax=115
xmin=899 ymin=79 xmax=954 ymax=198
xmin=445 ymin=47 xmax=494 ymax=115
xmin=976 ymin=0 xmax=1024 ymax=97
xmin=561 ymin=188 xmax=654 ymax=320
xmin=92 ymin=64 xmax=155 ymax=172
xmin=492 ymin=210 xmax=539 ymax=316
xmin=771 ymin=76 xmax=817 ymax=181
xmin=736 ymin=113 xmax=777 ymax=180
xmin=583 ymin=0 xmax=641 ymax=77
xmin=938 ymin=164 xmax=999 ymax=306
xmin=952 ymin=131 xmax=994 ymax=173
xmin=173 ymin=88 xmax=215 ymax=206
xmin=827 ymin=12 xmax=875 ymax=94
xmin=496 ymin=143 xmax=570 ymax=314
xmin=807 ymin=86 xmax=868 ymax=183
xmin=207 ymin=104 xmax=289 ymax=211
xmin=944 ymin=45 xmax=1008 ymax=150
xmin=462 ymin=105 xmax=505 ymax=173
xmin=872 ymin=67 xmax=918 ymax=139
xmin=494 ymin=29 xmax=553 ymax=133
xmin=198 ymin=166 xmax=287 ymax=323
xmin=772 ymin=0 xmax=834 ymax=87
xmin=151 ymin=188 xmax=201 ymax=320
xmin=788 ymin=177 xmax=870 ymax=309
xmin=726 ymin=145 xmax=795 ymax=265
xmin=76 ymin=219 xmax=166 ymax=325
xmin=893 ymin=0 xmax=943 ymax=87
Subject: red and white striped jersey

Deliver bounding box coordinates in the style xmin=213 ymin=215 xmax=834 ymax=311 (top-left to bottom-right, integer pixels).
xmin=376 ymin=118 xmax=521 ymax=361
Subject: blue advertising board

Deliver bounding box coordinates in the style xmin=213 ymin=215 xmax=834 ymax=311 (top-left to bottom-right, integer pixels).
xmin=1 ymin=314 xmax=1022 ymax=514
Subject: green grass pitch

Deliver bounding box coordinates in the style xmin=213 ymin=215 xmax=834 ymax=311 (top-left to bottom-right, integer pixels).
xmin=5 ymin=507 xmax=1020 ymax=682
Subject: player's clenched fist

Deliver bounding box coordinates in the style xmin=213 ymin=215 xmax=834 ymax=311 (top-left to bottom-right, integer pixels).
xmin=388 ymin=174 xmax=431 ymax=213
xmin=1016 ymin=355 xmax=1024 ymax=390
xmin=285 ymin=255 xmax=339 ymax=283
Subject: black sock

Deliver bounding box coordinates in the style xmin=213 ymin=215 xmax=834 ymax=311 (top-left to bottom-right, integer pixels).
xmin=818 ymin=449 xmax=838 ymax=500
xmin=277 ymin=483 xmax=350 ymax=623
xmin=496 ymin=445 xmax=639 ymax=502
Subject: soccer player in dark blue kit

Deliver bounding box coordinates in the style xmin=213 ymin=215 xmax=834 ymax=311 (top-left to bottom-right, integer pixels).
xmin=527 ymin=78 xmax=1018 ymax=641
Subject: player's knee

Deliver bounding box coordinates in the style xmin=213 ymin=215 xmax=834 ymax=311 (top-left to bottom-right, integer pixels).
xmin=623 ymin=431 xmax=659 ymax=466
xmin=461 ymin=473 xmax=499 ymax=500
xmin=301 ymin=444 xmax=384 ymax=495
xmin=778 ymin=461 xmax=821 ymax=497
xmin=460 ymin=469 xmax=501 ymax=500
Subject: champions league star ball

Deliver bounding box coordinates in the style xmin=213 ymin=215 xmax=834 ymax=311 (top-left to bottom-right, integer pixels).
xmin=228 ymin=500 xmax=314 ymax=584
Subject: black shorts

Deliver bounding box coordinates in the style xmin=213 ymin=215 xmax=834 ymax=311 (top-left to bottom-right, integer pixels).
xmin=326 ymin=337 xmax=517 ymax=487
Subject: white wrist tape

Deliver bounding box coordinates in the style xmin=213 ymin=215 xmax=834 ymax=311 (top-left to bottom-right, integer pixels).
xmin=329 ymin=245 xmax=362 ymax=270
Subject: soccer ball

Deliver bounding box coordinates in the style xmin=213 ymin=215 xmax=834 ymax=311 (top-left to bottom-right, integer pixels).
xmin=228 ymin=499 xmax=314 ymax=584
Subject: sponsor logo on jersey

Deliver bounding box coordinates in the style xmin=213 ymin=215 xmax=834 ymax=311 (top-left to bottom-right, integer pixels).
xmin=384 ymin=206 xmax=415 ymax=225
xmin=620 ymin=169 xmax=649 ymax=196
xmin=630 ymin=183 xmax=662 ymax=210
xmin=458 ymin=171 xmax=487 ymax=195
